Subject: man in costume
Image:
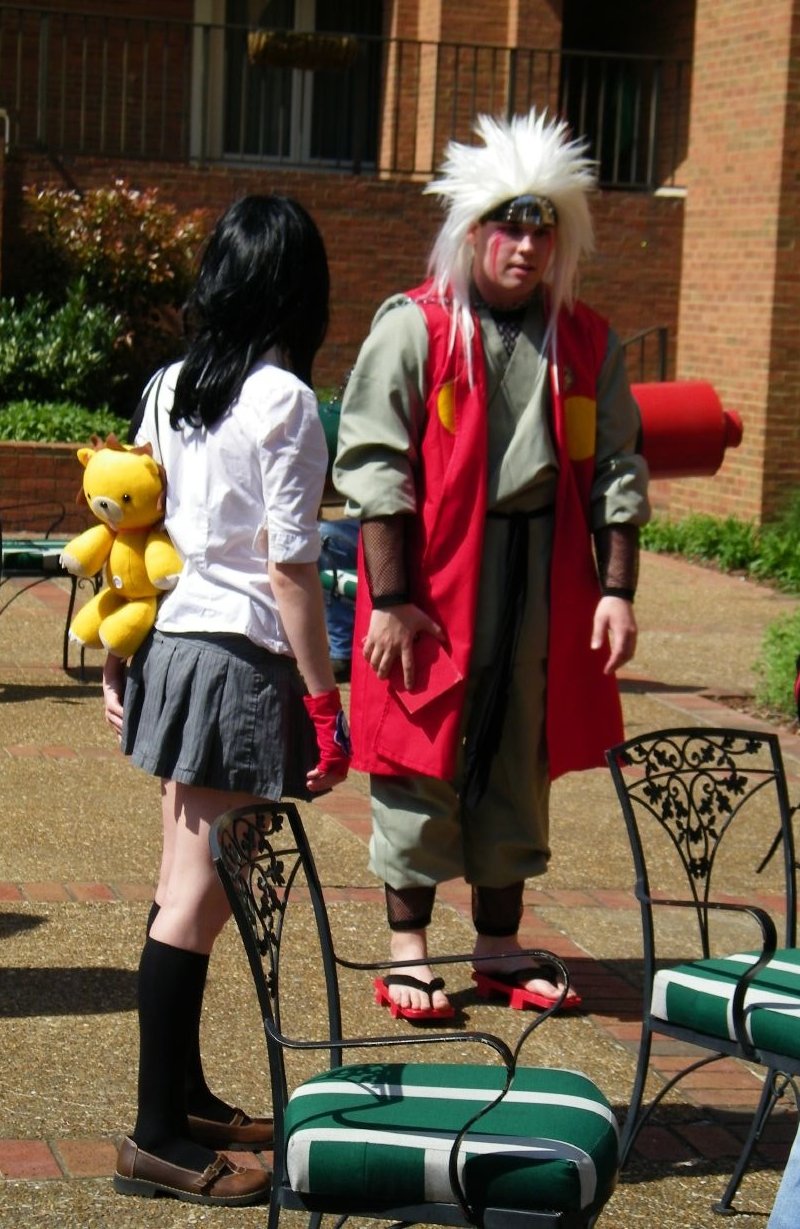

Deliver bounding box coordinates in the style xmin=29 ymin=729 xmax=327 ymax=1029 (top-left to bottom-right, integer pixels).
xmin=334 ymin=109 xmax=650 ymax=1019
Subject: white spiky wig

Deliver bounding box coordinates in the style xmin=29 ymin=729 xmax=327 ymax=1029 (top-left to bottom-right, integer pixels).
xmin=425 ymin=109 xmax=597 ymax=363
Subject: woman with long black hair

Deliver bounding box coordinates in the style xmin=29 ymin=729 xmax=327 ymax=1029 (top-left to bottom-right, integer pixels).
xmin=103 ymin=194 xmax=350 ymax=1207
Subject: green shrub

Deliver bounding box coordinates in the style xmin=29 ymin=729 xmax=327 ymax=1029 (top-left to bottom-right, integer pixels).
xmin=641 ymin=513 xmax=759 ymax=571
xmin=754 ymin=607 xmax=800 ymax=717
xmin=638 ymin=517 xmax=687 ymax=555
xmin=642 ymin=504 xmax=800 ymax=591
xmin=20 ymin=180 xmax=208 ymax=315
xmin=0 ymin=282 xmax=124 ymax=408
xmin=0 ymin=401 xmax=129 ymax=443
xmin=750 ymin=489 xmax=800 ymax=592
xmin=12 ymin=181 xmax=210 ymax=411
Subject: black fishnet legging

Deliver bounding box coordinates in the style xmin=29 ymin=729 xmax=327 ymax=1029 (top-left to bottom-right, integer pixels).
xmin=385 ymin=881 xmax=524 ymax=937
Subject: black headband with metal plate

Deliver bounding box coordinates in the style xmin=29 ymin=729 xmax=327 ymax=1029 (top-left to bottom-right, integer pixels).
xmin=480 ymin=193 xmax=558 ymax=227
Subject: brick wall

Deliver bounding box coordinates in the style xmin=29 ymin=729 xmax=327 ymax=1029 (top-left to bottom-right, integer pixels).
xmin=584 ymin=191 xmax=684 ymax=372
xmin=3 ymin=151 xmax=684 ymax=393
xmin=3 ymin=0 xmax=795 ymax=528
xmin=434 ymin=0 xmax=563 ymax=46
xmin=671 ymin=0 xmax=800 ymax=522
xmin=512 ymin=0 xmax=563 ymax=49
xmin=0 ymin=152 xmax=687 ymax=534
xmin=0 ymin=1 xmax=196 ymax=159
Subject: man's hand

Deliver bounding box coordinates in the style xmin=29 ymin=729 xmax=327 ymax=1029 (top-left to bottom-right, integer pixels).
xmin=591 ymin=595 xmax=638 ymax=674
xmin=363 ymin=604 xmax=443 ymax=690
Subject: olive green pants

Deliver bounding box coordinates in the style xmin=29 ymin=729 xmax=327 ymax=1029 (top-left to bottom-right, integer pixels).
xmin=369 ymin=513 xmax=553 ymax=890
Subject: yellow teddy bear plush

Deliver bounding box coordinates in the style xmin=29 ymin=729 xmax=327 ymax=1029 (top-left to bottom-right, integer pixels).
xmin=60 ymin=435 xmax=182 ymax=659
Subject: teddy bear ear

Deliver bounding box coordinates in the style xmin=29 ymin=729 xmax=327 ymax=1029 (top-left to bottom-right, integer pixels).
xmin=76 ymin=447 xmax=94 ymax=469
xmin=128 ymin=441 xmax=154 ymax=459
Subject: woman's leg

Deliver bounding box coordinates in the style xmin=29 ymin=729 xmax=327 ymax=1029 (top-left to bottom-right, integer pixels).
xmin=150 ymin=779 xmax=175 ymax=912
xmin=132 ymin=782 xmax=265 ymax=1168
xmin=141 ymin=915 xmax=231 ymax=1125
xmin=150 ymin=780 xmax=251 ymax=954
xmin=131 ymin=936 xmax=215 ymax=1170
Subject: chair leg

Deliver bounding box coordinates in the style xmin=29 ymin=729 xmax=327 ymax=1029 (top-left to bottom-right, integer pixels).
xmin=619 ymin=1024 xmax=653 ymax=1166
xmin=266 ymin=1192 xmax=281 ymax=1229
xmin=62 ymin=576 xmax=78 ymax=673
xmin=712 ymin=1070 xmax=786 ymax=1216
xmin=621 ymin=1031 xmax=724 ymax=1168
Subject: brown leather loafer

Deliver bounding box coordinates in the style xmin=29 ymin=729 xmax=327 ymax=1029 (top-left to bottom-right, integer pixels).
xmin=187 ymin=1108 xmax=274 ymax=1152
xmin=113 ymin=1137 xmax=271 ymax=1205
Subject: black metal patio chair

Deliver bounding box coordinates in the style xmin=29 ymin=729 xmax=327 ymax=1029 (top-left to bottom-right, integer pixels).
xmin=606 ymin=726 xmax=800 ymax=1215
xmin=0 ymin=500 xmax=99 ymax=674
xmin=210 ymin=801 xmax=620 ymax=1229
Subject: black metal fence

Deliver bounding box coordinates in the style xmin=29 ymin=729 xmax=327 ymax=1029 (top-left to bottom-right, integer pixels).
xmin=622 ymin=325 xmax=670 ymax=383
xmin=0 ymin=5 xmax=690 ymax=189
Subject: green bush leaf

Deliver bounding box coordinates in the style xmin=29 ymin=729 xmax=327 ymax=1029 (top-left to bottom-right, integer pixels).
xmin=0 ymin=401 xmax=129 ymax=443
xmin=0 ymin=283 xmax=124 ymax=408
xmin=754 ymin=608 xmax=800 ymax=714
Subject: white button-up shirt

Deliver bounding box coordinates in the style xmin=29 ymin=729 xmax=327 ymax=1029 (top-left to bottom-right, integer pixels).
xmin=136 ymin=353 xmax=327 ymax=654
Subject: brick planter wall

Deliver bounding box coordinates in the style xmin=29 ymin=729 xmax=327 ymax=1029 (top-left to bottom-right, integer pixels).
xmin=0 ymin=442 xmax=90 ymax=535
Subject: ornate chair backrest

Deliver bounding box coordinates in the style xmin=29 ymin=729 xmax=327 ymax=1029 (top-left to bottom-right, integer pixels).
xmin=209 ymin=802 xmax=344 ymax=1146
xmin=607 ymin=728 xmax=797 ymax=960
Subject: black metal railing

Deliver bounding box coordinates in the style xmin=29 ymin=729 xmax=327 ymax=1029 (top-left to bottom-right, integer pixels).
xmin=622 ymin=325 xmax=669 ymax=383
xmin=0 ymin=5 xmax=690 ymax=189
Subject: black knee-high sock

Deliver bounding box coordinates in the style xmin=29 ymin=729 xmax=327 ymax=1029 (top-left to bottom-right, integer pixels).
xmin=144 ymin=902 xmax=234 ymax=1124
xmin=132 ymin=937 xmax=216 ymax=1170
xmin=145 ymin=899 xmax=160 ymax=936
xmin=183 ymin=959 xmax=237 ymax=1122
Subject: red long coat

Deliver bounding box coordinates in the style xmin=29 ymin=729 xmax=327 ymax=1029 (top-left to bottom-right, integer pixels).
xmin=348 ymin=283 xmax=624 ymax=781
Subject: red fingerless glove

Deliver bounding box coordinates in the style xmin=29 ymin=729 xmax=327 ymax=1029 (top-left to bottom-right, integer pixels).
xmin=303 ymin=688 xmax=352 ymax=777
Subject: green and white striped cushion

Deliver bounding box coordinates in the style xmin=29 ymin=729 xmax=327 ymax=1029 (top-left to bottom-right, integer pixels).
xmin=652 ymin=947 xmax=800 ymax=1057
xmin=284 ymin=1063 xmax=619 ymax=1215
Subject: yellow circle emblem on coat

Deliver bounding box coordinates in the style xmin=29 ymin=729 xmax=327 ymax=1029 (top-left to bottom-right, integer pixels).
xmin=564 ymin=395 xmax=596 ymax=461
xmin=437 ymin=382 xmax=456 ymax=433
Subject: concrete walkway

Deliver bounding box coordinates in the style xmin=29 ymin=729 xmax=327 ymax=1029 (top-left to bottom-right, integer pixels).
xmin=1 ymin=550 xmax=799 ymax=1227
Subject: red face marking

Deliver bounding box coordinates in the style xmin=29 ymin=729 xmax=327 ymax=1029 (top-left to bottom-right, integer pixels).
xmin=486 ymin=229 xmax=506 ymax=280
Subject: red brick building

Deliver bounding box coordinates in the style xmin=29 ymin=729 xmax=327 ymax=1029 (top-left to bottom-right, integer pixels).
xmin=0 ymin=0 xmax=797 ymax=523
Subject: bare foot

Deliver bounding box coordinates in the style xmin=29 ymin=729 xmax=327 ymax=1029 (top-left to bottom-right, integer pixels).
xmin=472 ymin=935 xmax=567 ymax=1003
xmin=382 ymin=929 xmax=451 ymax=1013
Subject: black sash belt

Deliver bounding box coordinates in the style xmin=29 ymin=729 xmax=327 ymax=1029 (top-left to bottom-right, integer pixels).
xmin=461 ymin=505 xmax=554 ymax=813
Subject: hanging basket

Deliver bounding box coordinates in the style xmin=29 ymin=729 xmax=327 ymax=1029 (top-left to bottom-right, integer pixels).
xmin=247 ymin=29 xmax=361 ymax=72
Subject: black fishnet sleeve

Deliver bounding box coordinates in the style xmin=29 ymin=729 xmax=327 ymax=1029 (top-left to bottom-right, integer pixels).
xmin=360 ymin=515 xmax=411 ymax=608
xmin=594 ymin=523 xmax=640 ymax=601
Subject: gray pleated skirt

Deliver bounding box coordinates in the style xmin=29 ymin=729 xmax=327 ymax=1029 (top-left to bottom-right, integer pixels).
xmin=121 ymin=630 xmax=317 ymax=800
